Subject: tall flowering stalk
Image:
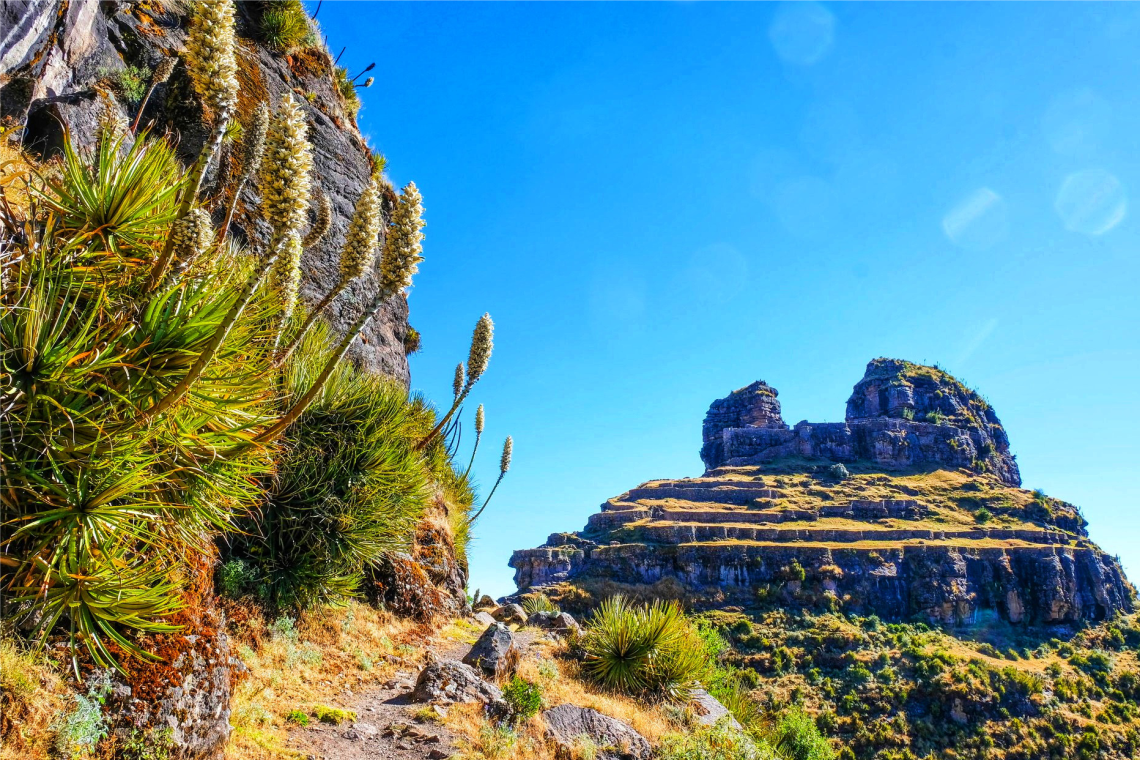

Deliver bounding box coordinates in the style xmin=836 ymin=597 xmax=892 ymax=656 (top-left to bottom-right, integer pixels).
xmin=255 ymin=181 xmax=424 ymax=443
xmin=271 ymin=232 xmax=304 ymax=347
xmin=417 ymin=313 xmax=494 ymax=450
xmin=453 ymin=363 xmax=466 ymax=400
xmin=164 ymin=207 xmax=214 ymax=286
xmin=96 ymin=90 xmax=129 ymax=145
xmin=218 ymin=103 xmax=269 ymax=242
xmin=302 ymin=191 xmax=332 ymax=249
xmin=276 ymin=179 xmax=382 ymax=364
xmin=260 ymin=94 xmax=314 ymax=247
xmin=464 ymin=403 xmax=485 ymax=477
xmin=147 ymin=0 xmax=239 ymax=291
xmin=131 ymin=55 xmax=176 ymax=133
xmin=469 ymin=435 xmax=512 ymax=524
xmin=139 ymin=95 xmax=315 ymax=423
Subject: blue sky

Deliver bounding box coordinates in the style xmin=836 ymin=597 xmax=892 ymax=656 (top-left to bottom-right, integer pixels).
xmin=315 ymin=2 xmax=1140 ymax=597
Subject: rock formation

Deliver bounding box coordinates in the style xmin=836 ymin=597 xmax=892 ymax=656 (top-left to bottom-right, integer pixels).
xmin=702 ymin=359 xmax=1020 ymax=486
xmin=512 ymin=359 xmax=1133 ymax=627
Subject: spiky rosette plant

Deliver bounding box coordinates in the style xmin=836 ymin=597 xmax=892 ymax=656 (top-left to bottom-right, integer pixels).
xmin=1 ymin=131 xmax=277 ymax=674
xmin=582 ymin=596 xmax=708 ymax=703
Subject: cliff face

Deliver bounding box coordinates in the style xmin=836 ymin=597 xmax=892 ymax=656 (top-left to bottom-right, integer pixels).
xmin=0 ymin=0 xmax=410 ymax=381
xmin=513 ymin=359 xmax=1132 ymax=628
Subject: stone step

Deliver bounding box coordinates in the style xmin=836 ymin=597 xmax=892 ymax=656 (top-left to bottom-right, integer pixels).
xmin=625 ymin=485 xmax=782 ymax=504
xmin=632 ymin=522 xmax=1069 ymax=546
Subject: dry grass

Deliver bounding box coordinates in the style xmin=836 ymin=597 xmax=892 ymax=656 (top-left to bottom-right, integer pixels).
xmin=224 ymin=601 xmax=422 ymax=760
xmin=442 ymin=635 xmax=678 ymax=760
xmin=0 ymin=138 xmax=40 ymax=217
xmin=0 ymin=636 xmax=69 ymax=760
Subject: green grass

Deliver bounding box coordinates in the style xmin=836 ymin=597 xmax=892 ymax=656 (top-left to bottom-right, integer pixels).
xmin=259 ymin=0 xmax=311 ymax=52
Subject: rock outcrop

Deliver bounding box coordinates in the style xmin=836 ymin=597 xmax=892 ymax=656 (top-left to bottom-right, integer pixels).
xmin=702 ymin=359 xmax=1020 ymax=486
xmin=0 ymin=0 xmax=410 ymax=381
xmin=512 ymin=359 xmax=1133 ymax=628
xmin=542 ymin=704 xmax=651 ymax=760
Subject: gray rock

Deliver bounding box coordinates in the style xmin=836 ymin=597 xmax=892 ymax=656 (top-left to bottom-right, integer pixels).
xmin=526 ymin=611 xmax=582 ymax=637
xmin=491 ymin=603 xmax=526 ymax=626
xmin=410 ymin=658 xmax=503 ymax=706
xmin=689 ymin=688 xmax=742 ymax=730
xmin=462 ymin=623 xmax=518 ymax=681
xmin=542 ymin=704 xmax=651 ymax=760
xmin=472 ymin=611 xmax=496 ymax=627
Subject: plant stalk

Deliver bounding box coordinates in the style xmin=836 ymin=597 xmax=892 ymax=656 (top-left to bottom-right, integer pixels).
xmin=131 ymin=83 xmax=160 ymax=134
xmin=137 ymin=243 xmax=279 ymax=423
xmin=274 ymin=282 xmax=345 ymax=367
xmin=417 ymin=393 xmax=466 ymax=452
xmin=146 ymin=107 xmax=232 ymax=292
xmin=255 ymin=288 xmax=391 ymax=443
xmin=467 ymin=472 xmax=504 ymax=526
xmin=463 ymin=432 xmax=482 ymax=479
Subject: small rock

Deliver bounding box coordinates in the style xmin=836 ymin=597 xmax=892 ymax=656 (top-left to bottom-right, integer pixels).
xmin=462 ymin=623 xmax=519 ymax=681
xmin=491 ymin=603 xmax=527 ymax=626
xmin=341 ymin=729 xmax=361 ymax=741
xmin=472 ymin=611 xmax=496 ymax=627
xmin=427 ymin=750 xmax=450 ymax=760
xmin=688 ymin=688 xmax=742 ymax=730
xmin=409 ymin=659 xmax=504 ymax=705
xmin=542 ymin=704 xmax=651 ymax=760
xmin=473 ymin=594 xmax=497 ymax=610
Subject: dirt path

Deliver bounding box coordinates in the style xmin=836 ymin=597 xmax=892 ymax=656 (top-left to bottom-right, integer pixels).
xmin=284 ymin=625 xmax=542 ymax=760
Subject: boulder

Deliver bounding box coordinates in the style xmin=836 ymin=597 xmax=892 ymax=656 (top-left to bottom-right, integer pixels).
xmin=410 ymin=658 xmax=504 ymax=706
xmin=491 ymin=603 xmax=527 ymax=626
xmin=472 ymin=611 xmax=496 ymax=627
xmin=542 ymin=704 xmax=651 ymax=760
xmin=462 ymin=623 xmax=519 ymax=681
xmin=526 ymin=611 xmax=582 ymax=637
xmin=473 ymin=594 xmax=497 ymax=611
xmin=689 ymin=688 xmax=741 ymax=730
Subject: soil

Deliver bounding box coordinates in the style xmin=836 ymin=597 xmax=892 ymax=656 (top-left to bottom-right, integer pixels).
xmin=285 ymin=626 xmax=542 ymax=760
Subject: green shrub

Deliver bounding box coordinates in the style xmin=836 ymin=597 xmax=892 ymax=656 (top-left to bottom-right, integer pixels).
xmin=772 ymin=708 xmax=835 ymax=760
xmin=100 ymin=64 xmax=150 ymax=105
xmin=974 ymin=507 xmax=993 ymax=524
xmin=259 ymin=0 xmax=311 ymax=52
xmin=285 ymin=709 xmax=309 ymax=726
xmin=582 ymin=596 xmax=708 ymax=702
xmin=521 ymin=593 xmax=559 ymax=616
xmin=229 ymin=325 xmax=433 ymax=612
xmin=334 ymin=66 xmax=362 ymax=117
xmin=313 ymin=705 xmax=355 ymax=725
xmin=52 ymin=672 xmax=112 ymax=759
xmin=219 ymin=559 xmax=259 ymax=600
xmin=502 ymin=676 xmax=543 ymax=723
xmin=657 ymin=720 xmax=775 ymax=760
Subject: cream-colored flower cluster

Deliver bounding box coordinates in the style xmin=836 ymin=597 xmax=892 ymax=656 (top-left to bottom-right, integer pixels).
xmin=338 ymin=178 xmax=382 ymax=287
xmin=259 ymin=95 xmax=314 ymax=243
xmin=241 ymin=103 xmax=270 ymax=181
xmin=475 ymin=404 xmax=485 ymax=435
xmin=272 ymin=232 xmax=304 ymax=328
xmin=377 ymin=181 xmax=424 ymax=298
xmin=183 ymin=0 xmax=238 ymax=114
xmin=152 ymin=55 xmax=176 ymax=87
xmin=453 ymin=363 xmax=465 ymax=399
xmin=465 ymin=313 xmax=494 ymax=390
xmin=500 ymin=435 xmax=513 ymax=474
xmin=170 ymin=208 xmax=214 ymax=275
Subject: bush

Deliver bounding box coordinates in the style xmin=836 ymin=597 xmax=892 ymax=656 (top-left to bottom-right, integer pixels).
xmin=521 ymin=592 xmax=559 ymax=616
xmin=502 ymin=676 xmax=543 ymax=723
xmin=657 ymin=720 xmax=776 ymax=760
xmin=52 ymin=672 xmax=112 ymax=760
xmin=974 ymin=507 xmax=993 ymax=524
xmin=313 ymin=705 xmax=356 ymax=725
xmin=825 ymin=463 xmax=850 ymax=481
xmin=100 ymin=64 xmax=150 ymax=105
xmin=582 ymin=596 xmax=709 ymax=702
xmin=772 ymin=708 xmax=835 ymax=760
xmin=259 ymin=0 xmax=311 ymax=52
xmin=228 ymin=325 xmax=434 ymax=612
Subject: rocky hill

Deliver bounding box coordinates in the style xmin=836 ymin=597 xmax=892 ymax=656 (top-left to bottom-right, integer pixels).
xmin=512 ymin=359 xmax=1132 ymax=628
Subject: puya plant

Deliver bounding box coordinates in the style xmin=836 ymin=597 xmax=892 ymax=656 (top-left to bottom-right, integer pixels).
xmin=1 ymin=0 xmax=394 ymax=673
